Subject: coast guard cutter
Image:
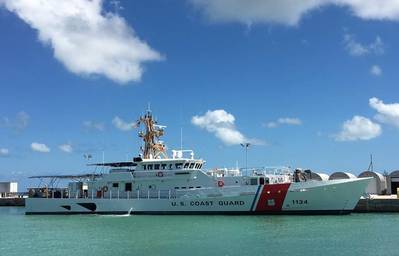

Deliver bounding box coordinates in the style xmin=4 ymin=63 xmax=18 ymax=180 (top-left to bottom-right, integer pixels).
xmin=26 ymin=110 xmax=371 ymax=215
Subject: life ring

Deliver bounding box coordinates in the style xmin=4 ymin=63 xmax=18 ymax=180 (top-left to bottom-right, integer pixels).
xmin=102 ymin=186 xmax=108 ymax=192
xmin=217 ymin=180 xmax=224 ymax=187
xmin=157 ymin=171 xmax=164 ymax=177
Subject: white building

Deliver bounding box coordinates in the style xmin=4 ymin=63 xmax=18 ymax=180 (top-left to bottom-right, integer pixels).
xmin=358 ymin=171 xmax=387 ymax=195
xmin=329 ymin=172 xmax=356 ymax=180
xmin=0 ymin=182 xmax=18 ymax=198
xmin=387 ymin=170 xmax=399 ymax=195
xmin=303 ymin=170 xmax=329 ymax=181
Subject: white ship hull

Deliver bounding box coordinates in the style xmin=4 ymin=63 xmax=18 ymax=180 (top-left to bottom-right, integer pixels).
xmin=25 ymin=178 xmax=370 ymax=215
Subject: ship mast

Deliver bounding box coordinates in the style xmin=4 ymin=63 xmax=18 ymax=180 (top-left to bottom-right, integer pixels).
xmin=137 ymin=109 xmax=167 ymax=159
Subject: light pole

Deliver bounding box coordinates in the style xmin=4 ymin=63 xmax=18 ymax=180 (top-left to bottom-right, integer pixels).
xmin=240 ymin=143 xmax=251 ymax=174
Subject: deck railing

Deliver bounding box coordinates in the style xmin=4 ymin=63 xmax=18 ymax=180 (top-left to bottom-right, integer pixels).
xmin=32 ymin=185 xmax=259 ymax=200
xmin=77 ymin=189 xmax=179 ymax=200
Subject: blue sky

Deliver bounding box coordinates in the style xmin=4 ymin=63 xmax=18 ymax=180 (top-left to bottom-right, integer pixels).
xmin=1 ymin=0 xmax=399 ymax=189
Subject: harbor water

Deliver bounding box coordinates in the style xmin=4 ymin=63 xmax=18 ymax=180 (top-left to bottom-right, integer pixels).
xmin=1 ymin=207 xmax=398 ymax=256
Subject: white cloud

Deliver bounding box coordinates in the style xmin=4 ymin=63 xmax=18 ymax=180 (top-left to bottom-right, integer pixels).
xmin=343 ymin=34 xmax=369 ymax=56
xmin=343 ymin=34 xmax=384 ymax=56
xmin=369 ymin=97 xmax=399 ymax=127
xmin=0 ymin=148 xmax=9 ymax=157
xmin=0 ymin=0 xmax=162 ymax=84
xmin=83 ymin=121 xmax=105 ymax=131
xmin=369 ymin=36 xmax=385 ymax=55
xmin=31 ymin=142 xmax=51 ymax=153
xmin=277 ymin=117 xmax=302 ymax=125
xmin=112 ymin=116 xmax=136 ymax=131
xmin=192 ymin=109 xmax=262 ymax=145
xmin=265 ymin=117 xmax=302 ymax=128
xmin=190 ymin=0 xmax=399 ymax=26
xmin=335 ymin=115 xmax=381 ymax=141
xmin=59 ymin=143 xmax=73 ymax=153
xmin=370 ymin=65 xmax=382 ymax=76
xmin=1 ymin=111 xmax=29 ymax=131
xmin=265 ymin=122 xmax=278 ymax=128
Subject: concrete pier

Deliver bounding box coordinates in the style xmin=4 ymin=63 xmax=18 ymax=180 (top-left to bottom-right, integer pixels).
xmin=0 ymin=198 xmax=25 ymax=206
xmin=354 ymin=195 xmax=399 ymax=213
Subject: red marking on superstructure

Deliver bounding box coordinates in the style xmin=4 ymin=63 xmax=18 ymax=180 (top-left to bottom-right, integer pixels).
xmin=255 ymin=183 xmax=291 ymax=212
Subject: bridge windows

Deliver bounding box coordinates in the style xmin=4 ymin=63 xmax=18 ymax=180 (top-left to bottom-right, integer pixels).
xmin=141 ymin=161 xmax=203 ymax=171
xmin=181 ymin=161 xmax=203 ymax=169
xmin=112 ymin=183 xmax=119 ymax=188
xmin=125 ymin=183 xmax=132 ymax=191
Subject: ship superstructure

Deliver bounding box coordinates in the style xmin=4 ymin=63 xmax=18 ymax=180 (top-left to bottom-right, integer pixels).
xmin=25 ymin=110 xmax=371 ymax=215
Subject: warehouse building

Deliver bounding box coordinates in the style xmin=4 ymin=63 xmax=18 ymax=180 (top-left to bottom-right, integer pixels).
xmin=387 ymin=170 xmax=399 ymax=195
xmin=329 ymin=172 xmax=356 ymax=180
xmin=303 ymin=170 xmax=329 ymax=181
xmin=358 ymin=171 xmax=387 ymax=195
xmin=0 ymin=181 xmax=18 ymax=198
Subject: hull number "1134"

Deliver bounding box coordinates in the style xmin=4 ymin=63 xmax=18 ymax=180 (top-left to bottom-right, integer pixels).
xmin=292 ymin=199 xmax=308 ymax=205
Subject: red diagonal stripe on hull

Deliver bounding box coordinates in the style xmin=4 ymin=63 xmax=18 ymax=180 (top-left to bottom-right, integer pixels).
xmin=255 ymin=183 xmax=291 ymax=212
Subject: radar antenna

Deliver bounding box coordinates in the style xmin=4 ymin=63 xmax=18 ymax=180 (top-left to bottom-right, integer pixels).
xmin=135 ymin=109 xmax=168 ymax=159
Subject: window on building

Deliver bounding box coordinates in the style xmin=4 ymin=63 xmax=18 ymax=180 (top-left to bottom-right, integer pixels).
xmin=112 ymin=183 xmax=119 ymax=188
xmin=125 ymin=183 xmax=132 ymax=191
